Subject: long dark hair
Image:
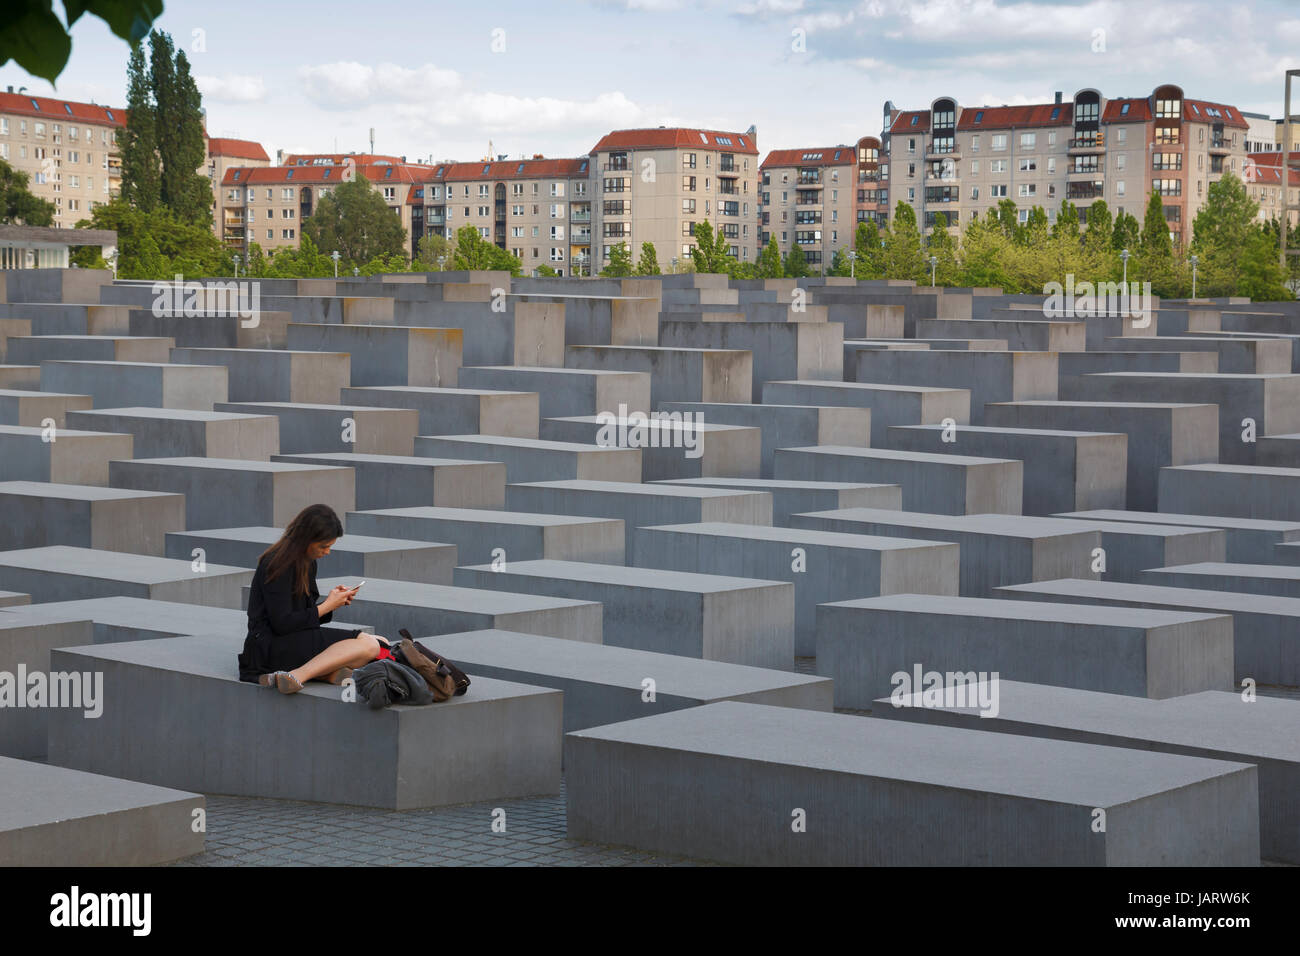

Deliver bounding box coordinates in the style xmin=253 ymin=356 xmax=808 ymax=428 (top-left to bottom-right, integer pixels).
xmin=260 ymin=504 xmax=343 ymax=596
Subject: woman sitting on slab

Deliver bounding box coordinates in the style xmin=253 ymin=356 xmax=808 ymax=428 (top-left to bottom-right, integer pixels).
xmin=237 ymin=503 xmax=383 ymax=694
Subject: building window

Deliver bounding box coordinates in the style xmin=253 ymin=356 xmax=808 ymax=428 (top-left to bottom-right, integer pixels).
xmin=991 ymin=134 xmax=1007 ymax=151
xmin=970 ymin=186 xmax=979 ymax=200
xmin=990 ymin=184 xmax=1007 ymax=198
xmin=1018 ymin=183 xmax=1036 ymax=197
xmin=1020 ymin=133 xmax=1036 ymax=149
xmin=683 ymin=198 xmax=696 ymax=214
xmin=1116 ymin=181 xmax=1126 ymax=196
xmin=970 ymin=160 xmax=979 ymax=175
xmin=989 ymin=159 xmax=1007 ymax=173
xmin=1018 ymin=158 xmax=1036 ymax=172
xmin=1116 ymin=128 xmax=1127 ymax=145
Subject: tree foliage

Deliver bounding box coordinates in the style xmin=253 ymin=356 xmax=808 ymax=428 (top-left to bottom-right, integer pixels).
xmin=2 ymin=0 xmax=162 ymax=83
xmin=601 ymin=241 xmax=632 ymax=277
xmin=303 ymin=178 xmax=408 ymax=266
xmin=1 ymin=158 xmax=55 ymax=225
xmin=636 ymin=241 xmax=662 ymax=276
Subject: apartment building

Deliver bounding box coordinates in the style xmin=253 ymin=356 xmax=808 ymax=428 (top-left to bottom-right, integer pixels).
xmin=1243 ymin=112 xmax=1279 ymax=154
xmin=0 ymin=89 xmax=125 ymax=227
xmin=588 ymin=127 xmax=761 ymax=269
xmin=886 ymin=84 xmax=1249 ymax=245
xmin=1245 ymin=151 xmax=1300 ymax=227
xmin=758 ymin=147 xmax=857 ymax=268
xmin=204 ymin=137 xmax=269 ymax=239
xmin=415 ymin=157 xmax=592 ymax=275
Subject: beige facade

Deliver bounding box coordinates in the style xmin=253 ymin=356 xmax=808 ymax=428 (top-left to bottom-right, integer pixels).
xmin=0 ymin=90 xmax=124 ymax=227
xmin=588 ymin=128 xmax=761 ymax=270
xmin=204 ymin=137 xmax=270 ymax=240
xmin=758 ymin=147 xmax=857 ymax=269
xmin=886 ymin=85 xmax=1249 ymax=246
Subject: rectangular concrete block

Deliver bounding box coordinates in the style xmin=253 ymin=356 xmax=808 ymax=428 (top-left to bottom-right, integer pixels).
xmin=1055 ymin=508 xmax=1300 ymax=565
xmin=854 ymin=350 xmax=1058 ymax=420
xmin=658 ymin=321 xmax=843 ymax=402
xmin=165 ymin=526 xmax=457 ymax=584
xmin=287 ymin=323 xmax=462 ymax=387
xmin=47 ymin=634 xmax=562 ymax=810
xmin=0 ymin=424 xmax=133 ymax=485
xmin=816 ymin=594 xmax=1234 ymax=707
xmin=347 ymin=506 xmax=624 ymax=566
xmin=0 ymin=757 xmax=204 ymax=866
xmin=775 ymin=445 xmax=1023 ymax=515
xmin=632 ymin=521 xmax=959 ymax=656
xmin=311 ymin=575 xmax=603 ymax=644
xmin=415 ymin=434 xmax=641 ymax=483
xmin=0 ymin=388 xmax=92 ymax=427
xmin=271 ymin=452 xmax=505 ymax=510
xmin=430 ymin=629 xmax=831 ymax=733
xmin=564 ymin=701 xmax=1259 ymax=865
xmin=566 ymin=345 xmax=752 ymax=406
xmin=67 ymin=406 xmax=279 ymax=460
xmin=886 ymin=423 xmax=1127 ymax=516
xmin=342 ymin=385 xmax=539 ymax=439
xmin=791 ymin=509 xmax=1096 ymax=596
xmin=213 ymin=401 xmax=419 ymax=455
xmin=540 ymin=415 xmax=761 ymax=480
xmin=109 ymin=456 xmax=355 ymax=530
xmin=454 ymin=559 xmax=794 ymax=669
xmin=1139 ymin=561 xmax=1300 ymax=599
xmin=1159 ymin=463 xmax=1300 ymax=522
xmin=458 ymin=366 xmax=651 ymax=420
xmin=40 ymin=360 xmax=228 ymax=411
xmin=998 ymin=577 xmax=1300 ymax=686
xmin=873 ymin=681 xmax=1296 ymax=863
xmin=171 ymin=347 xmax=351 ymax=404
xmin=763 ymin=380 xmax=969 ymax=446
xmin=7 ymin=334 xmax=173 ymax=365
xmin=984 ymin=401 xmax=1218 ymax=511
xmin=0 ymin=545 xmax=251 ymax=607
xmin=0 ymin=481 xmax=185 ymax=555
xmin=659 ymin=402 xmax=870 ymax=478
xmin=652 ymin=476 xmax=901 ymax=526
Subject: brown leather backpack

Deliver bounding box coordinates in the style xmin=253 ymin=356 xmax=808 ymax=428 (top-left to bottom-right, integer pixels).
xmin=396 ymin=629 xmax=470 ymax=701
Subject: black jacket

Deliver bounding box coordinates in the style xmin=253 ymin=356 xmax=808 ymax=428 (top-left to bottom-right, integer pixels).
xmin=247 ymin=556 xmax=331 ymax=636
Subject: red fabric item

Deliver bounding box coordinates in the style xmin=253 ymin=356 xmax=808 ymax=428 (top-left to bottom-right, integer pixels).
xmin=375 ymin=646 xmax=396 ymax=662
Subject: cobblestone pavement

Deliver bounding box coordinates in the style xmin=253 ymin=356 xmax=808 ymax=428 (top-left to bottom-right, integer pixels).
xmin=170 ymin=659 xmax=1297 ymax=866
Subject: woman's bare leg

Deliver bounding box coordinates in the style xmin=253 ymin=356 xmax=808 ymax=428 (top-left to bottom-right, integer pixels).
xmin=288 ymin=633 xmax=381 ymax=685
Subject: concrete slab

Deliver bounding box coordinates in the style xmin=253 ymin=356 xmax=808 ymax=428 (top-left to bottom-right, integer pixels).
xmin=763 ymin=380 xmax=969 ymax=446
xmin=652 ymin=476 xmax=902 ymax=526
xmin=0 ymin=480 xmax=185 ymax=555
xmin=564 ymin=701 xmax=1259 ymax=865
xmin=1055 ymin=509 xmax=1300 ymax=565
xmin=1160 ymin=463 xmax=1300 ymax=522
xmin=816 ymin=594 xmax=1234 ymax=707
xmin=40 ymin=359 xmax=228 ymax=411
xmin=0 ymin=423 xmax=133 ymax=485
xmin=270 ymin=452 xmax=506 ymax=511
xmin=67 ymin=406 xmax=278 ymax=460
xmin=341 ymin=385 xmax=539 ymax=439
xmin=1140 ymin=561 xmax=1300 ymax=599
xmin=458 ymin=366 xmax=651 ymax=420
xmin=0 ymin=545 xmax=250 ymax=607
xmin=454 ymin=559 xmax=793 ymax=669
xmin=415 ymin=435 xmax=641 ymax=483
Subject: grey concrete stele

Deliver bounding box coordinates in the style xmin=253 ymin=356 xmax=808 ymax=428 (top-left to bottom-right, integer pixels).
xmin=874 ymin=681 xmax=1297 ymax=864
xmin=454 ymin=559 xmax=794 ymax=669
xmin=564 ymin=701 xmax=1260 ymax=866
xmin=0 ymin=756 xmax=204 ymax=866
xmin=47 ymin=634 xmax=562 ymax=810
xmin=815 ymin=594 xmax=1234 ymax=708
xmin=0 ymin=480 xmax=185 ymax=555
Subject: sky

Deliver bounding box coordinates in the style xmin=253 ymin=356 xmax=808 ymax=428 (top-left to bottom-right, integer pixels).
xmin=3 ymin=0 xmax=1299 ymax=165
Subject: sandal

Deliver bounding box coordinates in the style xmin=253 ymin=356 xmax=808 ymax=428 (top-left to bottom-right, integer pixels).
xmin=274 ymin=672 xmax=304 ymax=695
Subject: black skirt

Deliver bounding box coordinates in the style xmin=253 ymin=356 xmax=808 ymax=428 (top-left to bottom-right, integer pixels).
xmin=237 ymin=626 xmax=360 ymax=682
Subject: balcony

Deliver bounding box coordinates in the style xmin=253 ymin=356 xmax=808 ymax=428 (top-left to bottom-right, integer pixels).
xmin=1067 ymin=137 xmax=1105 ymax=153
xmin=1066 ymin=182 xmax=1104 ymax=200
xmin=1066 ymin=166 xmax=1102 ymax=181
xmin=718 ymin=185 xmax=738 ymax=195
xmin=1209 ymin=138 xmax=1231 ymax=154
xmin=570 ymin=211 xmax=591 ymax=223
xmin=427 ymin=214 xmax=445 ymax=226
xmin=603 ymin=160 xmax=630 ymax=172
xmin=858 ymin=170 xmax=881 ymax=183
xmin=572 ymin=229 xmax=591 ymax=242
xmin=797 ymin=175 xmax=823 ymax=187
xmin=925 ymin=146 xmax=961 ymax=162
xmin=718 ymin=167 xmax=739 ymax=178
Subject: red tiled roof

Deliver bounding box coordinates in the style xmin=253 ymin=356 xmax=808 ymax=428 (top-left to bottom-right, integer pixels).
xmin=0 ymin=91 xmax=126 ymax=126
xmin=956 ymin=102 xmax=1072 ymax=130
xmin=220 ymin=163 xmax=420 ymax=186
xmin=206 ymin=137 xmax=269 ymax=161
xmin=282 ymin=153 xmax=404 ymax=167
xmin=760 ymin=147 xmax=855 ymax=169
xmin=435 ymin=157 xmax=590 ymax=181
xmin=1102 ymin=98 xmax=1151 ymax=123
xmin=1184 ymin=99 xmax=1249 ymax=129
xmin=889 ymin=110 xmax=929 ymax=133
xmin=590 ymin=128 xmax=758 ymax=155
xmin=1246 ymin=152 xmax=1300 ymax=186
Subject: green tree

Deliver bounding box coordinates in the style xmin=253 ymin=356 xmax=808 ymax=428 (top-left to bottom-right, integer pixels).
xmin=120 ymin=41 xmax=159 ymax=213
xmin=784 ymin=243 xmax=809 ymax=278
xmin=635 ymin=241 xmax=662 ymax=276
xmin=926 ymin=212 xmax=959 ymax=285
xmin=1136 ymin=187 xmax=1180 ymax=297
xmin=2 ymin=0 xmax=162 ymax=83
xmin=854 ymin=219 xmax=884 ymax=279
xmin=1 ymin=158 xmax=55 ymax=225
xmin=601 ymin=241 xmax=633 ymax=277
xmin=1111 ymin=209 xmax=1140 ymax=252
xmin=995 ymin=198 xmax=1023 ymax=244
xmin=1191 ymin=173 xmax=1285 ymax=299
xmin=957 ymin=213 xmax=1013 ymax=290
xmin=883 ymin=201 xmax=926 ymax=282
xmin=535 ymin=264 xmax=559 ymax=277
xmin=77 ymin=197 xmax=232 ymax=278
xmin=170 ymin=48 xmax=212 ymax=224
xmin=414 ymin=233 xmax=452 ymax=270
xmin=689 ymin=220 xmax=734 ymax=273
xmin=827 ymin=247 xmax=852 ymax=277
xmin=755 ymin=236 xmax=783 ymax=278
xmin=304 ymin=178 xmax=407 ymax=266
xmin=1051 ymin=200 xmax=1080 ymax=241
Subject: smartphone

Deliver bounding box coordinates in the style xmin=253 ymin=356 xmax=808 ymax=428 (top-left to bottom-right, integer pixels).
xmin=350 ymin=581 xmax=365 ymax=592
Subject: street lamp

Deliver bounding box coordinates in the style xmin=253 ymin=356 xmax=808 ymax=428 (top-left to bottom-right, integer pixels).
xmin=232 ymin=253 xmax=241 ymax=279
xmin=928 ymin=255 xmax=938 ymax=287
xmin=353 ymin=266 xmax=360 ymax=277
xmin=1120 ymin=247 xmax=1131 ymax=312
xmin=848 ymin=250 xmax=858 ymax=279
xmin=1190 ymin=254 xmax=1199 ymax=300
xmin=671 ymin=256 xmax=678 ymax=274
xmin=331 ymin=250 xmax=341 ymax=278
xmin=438 ymin=255 xmax=447 ymax=272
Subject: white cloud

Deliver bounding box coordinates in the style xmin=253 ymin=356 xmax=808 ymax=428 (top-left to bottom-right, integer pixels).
xmin=196 ymin=74 xmax=266 ymax=103
xmin=297 ymin=62 xmax=461 ymax=107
